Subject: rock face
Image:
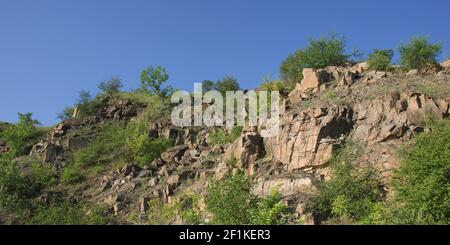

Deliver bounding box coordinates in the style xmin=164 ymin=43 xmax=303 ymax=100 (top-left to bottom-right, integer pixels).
xmin=265 ymin=106 xmax=353 ymax=171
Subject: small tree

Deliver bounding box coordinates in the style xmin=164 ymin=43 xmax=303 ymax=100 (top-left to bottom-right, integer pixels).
xmin=0 ymin=113 xmax=40 ymax=156
xmin=57 ymin=106 xmax=75 ymax=121
xmin=215 ymin=76 xmax=240 ymax=95
xmin=201 ymin=80 xmax=216 ymax=93
xmin=280 ymin=33 xmax=350 ymax=85
xmin=140 ymin=65 xmax=170 ymax=96
xmin=77 ymin=90 xmax=92 ymax=105
xmin=399 ymin=36 xmax=443 ymax=71
xmin=367 ymin=49 xmax=393 ymax=71
xmin=98 ymin=76 xmax=123 ymax=94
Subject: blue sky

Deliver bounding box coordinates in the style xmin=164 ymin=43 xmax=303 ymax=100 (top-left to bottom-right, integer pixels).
xmin=1 ymin=0 xmax=449 ymax=125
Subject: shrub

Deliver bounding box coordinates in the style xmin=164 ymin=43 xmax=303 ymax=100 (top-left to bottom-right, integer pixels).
xmin=127 ymin=135 xmax=172 ymax=167
xmin=209 ymin=126 xmax=242 ymax=145
xmin=0 ymin=154 xmax=38 ymax=212
xmin=61 ymin=163 xmax=83 ymax=184
xmin=367 ymin=49 xmax=393 ymax=71
xmin=201 ymin=80 xmax=216 ymax=93
xmin=140 ymin=65 xmax=172 ymax=96
xmin=307 ymin=141 xmax=384 ymax=224
xmin=31 ymin=160 xmax=57 ymax=188
xmin=215 ymin=76 xmax=240 ymax=96
xmin=388 ymin=120 xmax=450 ymax=224
xmin=280 ymin=34 xmax=350 ymax=85
xmin=206 ymin=173 xmax=288 ymax=225
xmin=98 ymin=76 xmax=123 ymax=94
xmin=0 ymin=113 xmax=40 ymax=156
xmin=77 ymin=90 xmax=92 ymax=105
xmin=399 ymin=36 xmax=443 ymax=71
xmin=57 ymin=106 xmax=74 ymax=121
xmin=259 ymin=80 xmax=289 ymax=96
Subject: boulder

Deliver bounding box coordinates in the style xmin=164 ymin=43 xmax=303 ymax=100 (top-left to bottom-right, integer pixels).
xmin=161 ymin=145 xmax=189 ymax=163
xmin=298 ymin=68 xmax=331 ymax=92
xmin=265 ymin=106 xmax=353 ymax=171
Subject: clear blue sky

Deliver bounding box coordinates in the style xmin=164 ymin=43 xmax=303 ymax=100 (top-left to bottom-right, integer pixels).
xmin=1 ymin=0 xmax=449 ymax=125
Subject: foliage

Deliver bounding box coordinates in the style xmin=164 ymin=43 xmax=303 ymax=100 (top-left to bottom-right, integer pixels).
xmin=140 ymin=65 xmax=173 ymax=96
xmin=31 ymin=160 xmax=57 ymax=188
xmin=57 ymin=106 xmax=74 ymax=121
xmin=387 ymin=120 xmax=450 ymax=224
xmin=98 ymin=76 xmax=123 ymax=94
xmin=215 ymin=76 xmax=240 ymax=96
xmin=201 ymin=80 xmax=216 ymax=93
xmin=280 ymin=34 xmax=349 ymax=85
xmin=0 ymin=113 xmax=40 ymax=156
xmin=61 ymin=163 xmax=83 ymax=184
xmin=259 ymin=79 xmax=289 ymax=96
xmin=27 ymin=202 xmax=112 ymax=225
xmin=146 ymin=199 xmax=178 ymax=225
xmin=307 ymin=141 xmax=384 ymax=224
xmin=77 ymin=90 xmax=92 ymax=105
xmin=206 ymin=173 xmax=288 ymax=225
xmin=127 ymin=135 xmax=172 ymax=167
xmin=208 ymin=126 xmax=243 ymax=145
xmin=399 ymin=36 xmax=443 ymax=71
xmin=367 ymin=49 xmax=393 ymax=71
xmin=0 ymin=154 xmax=38 ymax=212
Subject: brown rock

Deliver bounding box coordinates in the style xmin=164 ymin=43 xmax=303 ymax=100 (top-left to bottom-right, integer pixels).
xmin=299 ymin=68 xmax=331 ymax=92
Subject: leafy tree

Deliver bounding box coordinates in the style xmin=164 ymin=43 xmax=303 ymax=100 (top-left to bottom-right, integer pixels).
xmin=201 ymin=80 xmax=216 ymax=93
xmin=388 ymin=120 xmax=450 ymax=224
xmin=367 ymin=49 xmax=394 ymax=71
xmin=399 ymin=36 xmax=443 ymax=71
xmin=98 ymin=76 xmax=123 ymax=94
xmin=0 ymin=113 xmax=40 ymax=156
xmin=140 ymin=65 xmax=170 ymax=96
xmin=215 ymin=76 xmax=240 ymax=96
xmin=280 ymin=34 xmax=350 ymax=85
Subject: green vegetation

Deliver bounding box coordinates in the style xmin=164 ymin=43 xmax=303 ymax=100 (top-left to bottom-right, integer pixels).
xmin=27 ymin=202 xmax=112 ymax=225
xmin=280 ymin=34 xmax=350 ymax=86
xmin=140 ymin=65 xmax=173 ymax=96
xmin=127 ymin=135 xmax=172 ymax=167
xmin=307 ymin=141 xmax=385 ymax=224
xmin=215 ymin=76 xmax=240 ymax=96
xmin=387 ymin=120 xmax=450 ymax=224
xmin=98 ymin=76 xmax=123 ymax=94
xmin=206 ymin=173 xmax=288 ymax=225
xmin=208 ymin=126 xmax=243 ymax=145
xmin=367 ymin=49 xmax=393 ymax=71
xmin=399 ymin=36 xmax=443 ymax=71
xmin=259 ymin=79 xmax=289 ymax=96
xmin=0 ymin=113 xmax=40 ymax=156
xmin=57 ymin=106 xmax=75 ymax=121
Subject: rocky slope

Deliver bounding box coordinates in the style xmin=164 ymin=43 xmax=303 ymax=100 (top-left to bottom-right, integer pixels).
xmin=3 ymin=61 xmax=449 ymax=224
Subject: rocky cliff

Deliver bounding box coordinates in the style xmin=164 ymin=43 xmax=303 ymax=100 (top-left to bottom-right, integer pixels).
xmin=3 ymin=61 xmax=449 ymax=225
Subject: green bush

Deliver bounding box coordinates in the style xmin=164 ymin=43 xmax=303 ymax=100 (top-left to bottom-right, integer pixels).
xmin=307 ymin=141 xmax=384 ymax=224
xmin=280 ymin=34 xmax=350 ymax=85
xmin=0 ymin=113 xmax=40 ymax=156
xmin=31 ymin=160 xmax=57 ymax=188
xmin=61 ymin=163 xmax=83 ymax=184
xmin=209 ymin=126 xmax=243 ymax=145
xmin=399 ymin=36 xmax=443 ymax=71
xmin=259 ymin=80 xmax=289 ymax=96
xmin=388 ymin=120 xmax=450 ymax=224
xmin=206 ymin=173 xmax=288 ymax=225
xmin=98 ymin=76 xmax=123 ymax=94
xmin=215 ymin=76 xmax=240 ymax=96
xmin=0 ymin=154 xmax=38 ymax=212
xmin=57 ymin=106 xmax=75 ymax=121
xmin=367 ymin=49 xmax=393 ymax=71
xmin=127 ymin=135 xmax=172 ymax=167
